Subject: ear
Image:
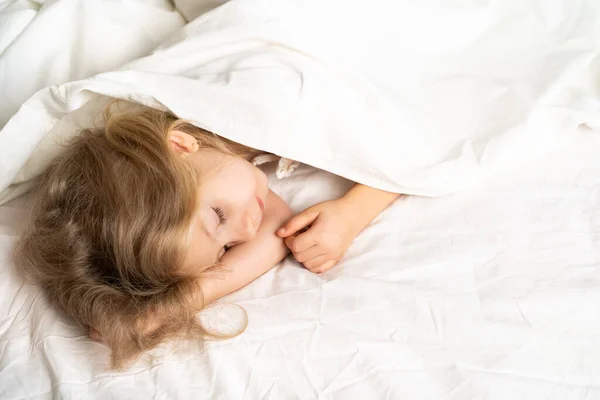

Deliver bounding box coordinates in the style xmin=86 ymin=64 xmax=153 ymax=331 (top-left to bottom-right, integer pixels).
xmin=169 ymin=130 xmax=199 ymax=154
xmin=88 ymin=326 xmax=104 ymax=342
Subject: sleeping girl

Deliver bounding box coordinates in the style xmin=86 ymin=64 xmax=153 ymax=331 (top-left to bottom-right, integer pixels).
xmin=15 ymin=105 xmax=400 ymax=369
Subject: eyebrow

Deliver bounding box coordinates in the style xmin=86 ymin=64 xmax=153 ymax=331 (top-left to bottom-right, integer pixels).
xmin=194 ymin=209 xmax=217 ymax=243
xmin=191 ymin=207 xmax=222 ymax=264
xmin=200 ymin=223 xmax=217 ymax=242
xmin=197 ymin=218 xmax=222 ymax=263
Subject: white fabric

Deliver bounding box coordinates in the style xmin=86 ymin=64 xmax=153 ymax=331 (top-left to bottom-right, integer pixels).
xmin=2 ymin=0 xmax=600 ymax=204
xmin=2 ymin=130 xmax=600 ymax=399
xmin=0 ymin=0 xmax=184 ymax=129
xmin=172 ymin=0 xmax=229 ymax=22
xmin=2 ymin=1 xmax=600 ymax=398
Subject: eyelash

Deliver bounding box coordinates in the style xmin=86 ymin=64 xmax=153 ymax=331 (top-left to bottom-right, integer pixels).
xmin=213 ymin=206 xmax=226 ymax=225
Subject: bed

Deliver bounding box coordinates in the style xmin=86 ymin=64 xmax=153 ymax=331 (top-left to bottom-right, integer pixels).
xmin=1 ymin=1 xmax=600 ymax=399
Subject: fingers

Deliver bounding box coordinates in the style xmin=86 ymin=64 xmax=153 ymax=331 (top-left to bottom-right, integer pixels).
xmin=307 ymin=259 xmax=337 ymax=274
xmin=291 ymin=244 xmax=324 ymax=263
xmin=285 ymin=235 xmax=339 ymax=273
xmin=303 ymin=254 xmax=329 ymax=269
xmin=284 ymin=230 xmax=316 ymax=254
xmin=277 ymin=209 xmax=319 ymax=238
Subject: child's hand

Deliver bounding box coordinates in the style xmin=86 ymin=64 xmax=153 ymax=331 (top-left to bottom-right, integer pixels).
xmin=276 ymin=199 xmax=363 ymax=273
xmin=276 ymin=184 xmax=401 ymax=274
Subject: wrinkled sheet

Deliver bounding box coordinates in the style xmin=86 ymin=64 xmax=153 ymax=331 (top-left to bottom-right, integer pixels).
xmin=2 ymin=0 xmax=600 ymax=399
xmin=1 ymin=130 xmax=600 ymax=399
xmin=2 ymin=0 xmax=600 ymax=204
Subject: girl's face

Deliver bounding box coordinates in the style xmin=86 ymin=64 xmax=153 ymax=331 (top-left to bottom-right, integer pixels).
xmin=169 ymin=131 xmax=269 ymax=270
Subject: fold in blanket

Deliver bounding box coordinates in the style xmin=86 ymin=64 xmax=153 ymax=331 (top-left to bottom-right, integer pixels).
xmin=1 ymin=0 xmax=600 ymax=204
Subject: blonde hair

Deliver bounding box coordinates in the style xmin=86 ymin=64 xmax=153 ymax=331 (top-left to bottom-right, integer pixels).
xmin=15 ymin=105 xmax=261 ymax=369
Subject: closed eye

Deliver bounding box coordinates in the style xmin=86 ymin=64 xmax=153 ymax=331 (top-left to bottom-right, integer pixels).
xmin=213 ymin=207 xmax=226 ymax=225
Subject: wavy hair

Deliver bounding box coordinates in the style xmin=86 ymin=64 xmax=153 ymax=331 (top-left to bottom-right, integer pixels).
xmin=15 ymin=104 xmax=260 ymax=369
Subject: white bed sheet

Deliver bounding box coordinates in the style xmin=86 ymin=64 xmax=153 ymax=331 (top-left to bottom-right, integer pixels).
xmin=1 ymin=129 xmax=600 ymax=399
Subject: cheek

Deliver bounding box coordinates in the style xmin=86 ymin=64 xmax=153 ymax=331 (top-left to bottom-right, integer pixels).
xmin=257 ymin=167 xmax=268 ymax=192
xmin=219 ymin=164 xmax=259 ymax=200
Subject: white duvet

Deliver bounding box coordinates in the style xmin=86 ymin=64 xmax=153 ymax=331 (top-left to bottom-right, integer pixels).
xmin=2 ymin=0 xmax=600 ymax=204
xmin=1 ymin=0 xmax=600 ymax=399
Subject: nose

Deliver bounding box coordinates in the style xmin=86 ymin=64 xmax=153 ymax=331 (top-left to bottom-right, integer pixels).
xmin=233 ymin=213 xmax=260 ymax=243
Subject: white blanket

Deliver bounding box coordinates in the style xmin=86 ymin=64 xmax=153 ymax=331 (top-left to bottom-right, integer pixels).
xmin=2 ymin=0 xmax=600 ymax=204
xmin=0 ymin=0 xmax=184 ymax=129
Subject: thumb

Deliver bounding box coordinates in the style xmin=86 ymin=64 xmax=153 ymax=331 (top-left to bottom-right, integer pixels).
xmin=277 ymin=209 xmax=319 ymax=238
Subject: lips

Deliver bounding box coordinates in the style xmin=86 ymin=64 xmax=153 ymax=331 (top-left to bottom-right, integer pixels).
xmin=256 ymin=196 xmax=265 ymax=212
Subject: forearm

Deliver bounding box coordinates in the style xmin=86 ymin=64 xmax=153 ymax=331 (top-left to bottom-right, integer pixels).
xmin=340 ymin=183 xmax=401 ymax=231
xmin=200 ymin=190 xmax=292 ymax=304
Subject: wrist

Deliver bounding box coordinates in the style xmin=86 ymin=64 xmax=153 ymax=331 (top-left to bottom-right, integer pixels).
xmin=337 ymin=196 xmax=374 ymax=234
xmin=339 ymin=184 xmax=401 ymax=230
